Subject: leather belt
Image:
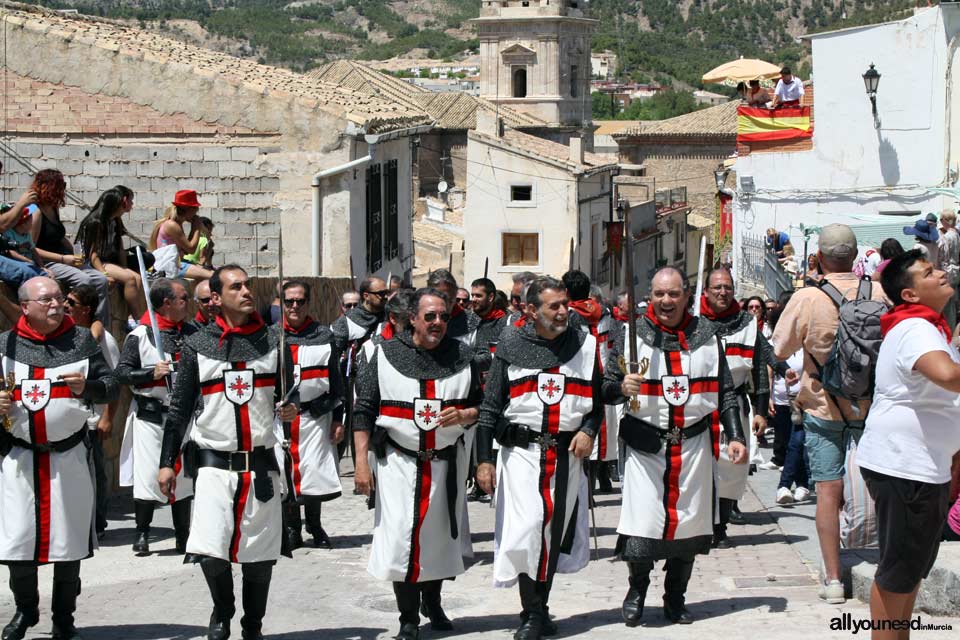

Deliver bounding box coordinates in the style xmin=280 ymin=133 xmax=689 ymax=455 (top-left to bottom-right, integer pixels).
xmin=620 ymin=414 xmax=710 ymax=453
xmin=197 ymin=446 xmax=279 ymax=502
xmin=135 ymin=397 xmax=168 ymax=424
xmin=496 ymin=424 xmax=576 ymax=450
xmin=9 ymin=427 xmax=87 ymax=454
xmin=384 ymin=435 xmax=461 ymax=540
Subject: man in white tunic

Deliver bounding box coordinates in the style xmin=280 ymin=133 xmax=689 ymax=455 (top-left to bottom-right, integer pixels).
xmin=116 ymin=278 xmax=195 ymax=556
xmin=605 ymin=267 xmax=747 ymax=626
xmin=279 ymin=280 xmax=344 ymax=550
xmin=158 ymin=265 xmax=296 ymax=640
xmin=476 ymin=276 xmax=602 ymax=640
xmin=0 ymin=276 xmax=119 ymax=640
xmin=353 ymin=287 xmax=481 ymax=640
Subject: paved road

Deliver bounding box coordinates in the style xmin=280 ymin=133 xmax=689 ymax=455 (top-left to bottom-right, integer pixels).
xmin=2 ymin=455 xmax=956 ymax=639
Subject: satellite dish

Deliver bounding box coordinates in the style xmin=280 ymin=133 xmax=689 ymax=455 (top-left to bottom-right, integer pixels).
xmin=438 ymin=180 xmax=448 ymax=194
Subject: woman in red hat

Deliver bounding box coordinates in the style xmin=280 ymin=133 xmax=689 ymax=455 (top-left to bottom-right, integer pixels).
xmin=148 ymin=190 xmax=213 ymax=280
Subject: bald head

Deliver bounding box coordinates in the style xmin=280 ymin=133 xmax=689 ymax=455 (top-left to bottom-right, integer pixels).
xmin=18 ymin=276 xmax=60 ymax=302
xmin=19 ymin=277 xmax=67 ymax=335
xmin=650 ymin=267 xmax=690 ymax=329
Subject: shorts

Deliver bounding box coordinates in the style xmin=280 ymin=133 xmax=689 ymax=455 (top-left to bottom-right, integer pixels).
xmin=802 ymin=414 xmax=863 ymax=483
xmin=177 ymin=261 xmax=191 ymax=278
xmin=861 ymin=467 xmax=950 ymax=593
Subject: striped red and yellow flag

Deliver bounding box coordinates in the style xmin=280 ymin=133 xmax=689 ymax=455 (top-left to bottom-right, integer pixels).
xmin=737 ymin=105 xmax=813 ymax=143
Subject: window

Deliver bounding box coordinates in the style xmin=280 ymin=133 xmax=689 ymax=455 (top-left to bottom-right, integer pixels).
xmin=384 ymin=160 xmax=399 ymax=260
xmin=365 ymin=164 xmax=382 ymax=272
xmin=674 ymin=218 xmax=685 ymax=262
xmin=510 ymin=184 xmax=533 ymax=202
xmin=513 ymin=67 xmax=527 ymax=98
xmin=502 ymin=233 xmax=539 ymax=266
xmin=570 ymin=65 xmax=579 ymax=98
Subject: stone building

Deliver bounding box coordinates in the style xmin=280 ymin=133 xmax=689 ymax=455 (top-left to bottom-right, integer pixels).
xmin=0 ymin=4 xmax=431 ymax=281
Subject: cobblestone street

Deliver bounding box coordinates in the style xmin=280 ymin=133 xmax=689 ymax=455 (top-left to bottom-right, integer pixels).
xmin=2 ymin=461 xmax=955 ymax=639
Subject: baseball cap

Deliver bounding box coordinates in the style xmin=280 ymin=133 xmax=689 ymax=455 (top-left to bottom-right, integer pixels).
xmin=817 ymin=224 xmax=857 ymax=260
xmin=925 ymin=212 xmax=938 ymax=224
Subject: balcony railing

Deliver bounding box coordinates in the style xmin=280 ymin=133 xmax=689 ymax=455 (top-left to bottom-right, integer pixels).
xmin=655 ymin=187 xmax=688 ymax=215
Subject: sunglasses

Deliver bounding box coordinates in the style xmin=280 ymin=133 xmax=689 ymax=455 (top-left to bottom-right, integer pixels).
xmin=342 ymin=302 xmax=358 ymax=309
xmin=65 ymin=298 xmax=79 ymax=307
xmin=283 ymin=298 xmax=307 ymax=308
xmin=198 ymin=297 xmax=212 ymax=304
xmin=423 ymin=312 xmax=451 ymax=323
xmin=368 ymin=290 xmax=389 ymax=298
xmin=456 ymin=298 xmax=469 ymax=305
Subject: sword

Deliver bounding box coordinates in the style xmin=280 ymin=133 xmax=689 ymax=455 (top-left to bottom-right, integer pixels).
xmin=483 ymin=256 xmax=489 ymax=279
xmin=278 ymin=227 xmax=287 ymax=402
xmin=692 ymin=235 xmax=708 ymax=317
xmin=135 ymin=247 xmax=168 ymax=388
xmin=588 ymin=462 xmax=600 ymax=561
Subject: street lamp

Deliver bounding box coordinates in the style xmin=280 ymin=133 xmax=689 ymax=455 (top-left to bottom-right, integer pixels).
xmin=862 ymin=63 xmax=881 ymax=129
xmin=714 ymin=167 xmax=730 ymax=192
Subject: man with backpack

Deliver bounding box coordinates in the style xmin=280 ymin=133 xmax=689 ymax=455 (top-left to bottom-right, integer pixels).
xmin=772 ymin=224 xmax=889 ymax=605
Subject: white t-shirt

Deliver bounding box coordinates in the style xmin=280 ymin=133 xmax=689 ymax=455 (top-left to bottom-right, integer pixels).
xmin=861 ymin=249 xmax=882 ymax=277
xmin=774 ymin=77 xmax=804 ymax=102
xmin=771 ymin=348 xmax=803 ymax=405
xmin=858 ymin=318 xmax=960 ymax=483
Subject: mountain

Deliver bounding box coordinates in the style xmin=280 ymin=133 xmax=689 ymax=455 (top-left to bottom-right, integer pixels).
xmin=24 ymin=0 xmax=929 ymax=83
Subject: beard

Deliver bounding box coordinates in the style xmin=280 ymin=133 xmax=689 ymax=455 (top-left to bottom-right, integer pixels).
xmin=537 ymin=313 xmax=567 ymax=335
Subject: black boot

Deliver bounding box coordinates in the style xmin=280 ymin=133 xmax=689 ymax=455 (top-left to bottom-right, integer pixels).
xmin=622 ymin=561 xmax=652 ymax=627
xmin=393 ymin=582 xmax=420 ymax=640
xmin=663 ymin=557 xmax=695 ymax=624
xmin=2 ymin=566 xmax=39 ymax=640
xmin=597 ymin=459 xmax=613 ymax=493
xmin=132 ymin=500 xmax=154 ymax=556
xmin=201 ymin=557 xmax=235 ymax=640
xmin=727 ymin=500 xmax=746 ymax=525
xmin=514 ymin=574 xmax=544 ymax=640
xmin=304 ymin=499 xmax=331 ymax=549
xmin=418 ymin=580 xmax=453 ymax=631
xmin=171 ymin=499 xmax=192 ymax=554
xmin=539 ymin=579 xmax=557 ymax=637
xmin=282 ymin=501 xmax=303 ymax=551
xmin=50 ymin=562 xmax=81 ymax=639
xmin=240 ymin=563 xmax=272 ymax=640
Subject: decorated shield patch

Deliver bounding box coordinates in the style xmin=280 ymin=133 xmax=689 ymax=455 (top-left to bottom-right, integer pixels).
xmin=413 ymin=398 xmax=441 ymax=431
xmin=292 ymin=364 xmax=302 ymax=386
xmin=20 ymin=379 xmax=51 ymax=412
xmin=537 ymin=372 xmax=566 ymax=406
xmin=661 ymin=375 xmax=690 ymax=407
xmin=224 ymin=370 xmax=255 ymax=406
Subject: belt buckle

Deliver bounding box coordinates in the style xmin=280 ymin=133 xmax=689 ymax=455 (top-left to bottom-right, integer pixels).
xmin=665 ymin=427 xmax=682 ymax=445
xmin=540 ymin=432 xmax=557 ymax=449
xmin=419 ymin=449 xmax=436 ymax=461
xmin=231 ymin=451 xmax=251 ymax=473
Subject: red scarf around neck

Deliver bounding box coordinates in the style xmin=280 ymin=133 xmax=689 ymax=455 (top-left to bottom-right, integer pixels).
xmin=698 ymin=295 xmax=741 ymax=321
xmin=215 ymin=312 xmax=265 ymax=346
xmin=283 ymin=316 xmax=315 ymax=335
xmin=140 ymin=310 xmax=182 ymax=332
xmin=568 ymin=299 xmax=603 ymax=326
xmin=612 ymin=307 xmax=628 ymax=322
xmin=481 ymin=308 xmax=506 ymax=322
xmin=645 ymin=303 xmax=693 ymax=350
xmin=194 ymin=311 xmax=207 ymax=324
xmin=450 ymin=303 xmax=464 ymax=319
xmin=14 ymin=315 xmax=75 ymax=343
xmin=880 ymin=303 xmax=952 ymax=339
xmin=380 ymin=322 xmax=395 ymax=340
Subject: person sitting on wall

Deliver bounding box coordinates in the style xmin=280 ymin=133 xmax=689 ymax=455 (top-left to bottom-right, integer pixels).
xmin=766 ymin=227 xmax=792 ymax=259
xmin=770 ymin=66 xmax=804 ymax=109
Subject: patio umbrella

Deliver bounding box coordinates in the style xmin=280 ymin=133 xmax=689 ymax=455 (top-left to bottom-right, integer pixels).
xmin=702 ymin=57 xmax=782 ymax=86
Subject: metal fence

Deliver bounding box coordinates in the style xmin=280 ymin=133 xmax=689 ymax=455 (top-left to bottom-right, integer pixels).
xmin=740 ymin=233 xmax=794 ymax=300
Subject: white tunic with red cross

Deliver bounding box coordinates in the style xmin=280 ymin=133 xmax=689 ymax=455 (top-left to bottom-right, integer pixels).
xmin=288 ymin=341 xmax=341 ymax=500
xmin=492 ymin=334 xmax=596 ymax=587
xmin=186 ymin=348 xmax=283 ymax=564
xmin=0 ymin=357 xmax=95 ymax=563
xmin=617 ymin=334 xmax=722 ymax=542
xmin=716 ymin=316 xmax=757 ymax=500
xmin=580 ymin=314 xmax=619 ymax=462
xmin=367 ymin=345 xmax=474 ymax=583
xmin=118 ymin=325 xmax=193 ymax=503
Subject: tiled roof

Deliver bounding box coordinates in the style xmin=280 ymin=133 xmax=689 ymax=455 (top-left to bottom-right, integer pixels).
xmin=2 ymin=4 xmax=430 ymax=133
xmin=308 ymin=60 xmax=547 ymax=130
xmin=471 ymin=127 xmax=618 ymax=174
xmin=593 ymin=120 xmax=645 ymax=136
xmin=614 ymin=101 xmax=739 ymax=140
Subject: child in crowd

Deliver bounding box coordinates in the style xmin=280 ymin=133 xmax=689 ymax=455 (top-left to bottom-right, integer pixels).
xmin=1 ymin=206 xmax=44 ymax=276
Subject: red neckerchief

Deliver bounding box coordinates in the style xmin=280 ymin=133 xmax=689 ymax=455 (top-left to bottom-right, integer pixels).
xmin=215 ymin=312 xmax=265 ymax=346
xmin=380 ymin=322 xmax=395 ymax=340
xmin=194 ymin=311 xmax=207 ymax=324
xmin=645 ymin=304 xmax=692 ymax=350
xmin=757 ymin=318 xmax=765 ymax=333
xmin=612 ymin=307 xmax=628 ymax=322
xmin=481 ymin=308 xmax=506 ymax=322
xmin=513 ymin=313 xmax=528 ymax=327
xmin=698 ymin=295 xmax=741 ymax=321
xmin=880 ymin=303 xmax=952 ymax=339
xmin=450 ymin=303 xmax=464 ymax=319
xmin=13 ymin=315 xmax=75 ymax=342
xmin=140 ymin=311 xmax=182 ymax=332
xmin=283 ymin=316 xmax=315 ymax=335
xmin=568 ymin=299 xmax=603 ymax=326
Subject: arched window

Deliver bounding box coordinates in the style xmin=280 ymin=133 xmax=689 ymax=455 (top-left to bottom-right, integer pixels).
xmin=513 ymin=67 xmax=527 ymax=98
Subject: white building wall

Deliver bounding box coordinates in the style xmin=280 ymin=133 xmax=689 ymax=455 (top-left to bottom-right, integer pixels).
xmin=732 ymin=6 xmax=960 ymax=277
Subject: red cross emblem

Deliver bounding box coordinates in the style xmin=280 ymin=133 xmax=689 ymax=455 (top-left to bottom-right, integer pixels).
xmin=414 ymin=397 xmax=441 ymax=431
xmin=25 ymin=385 xmax=46 ymax=405
xmin=224 ymin=369 xmax=254 ymax=406
xmin=541 ymin=379 xmax=561 ymax=398
xmin=661 ymin=375 xmax=689 ymax=407
xmin=229 ymin=376 xmax=251 ymax=398
xmin=536 ymin=372 xmax=565 ymax=406
xmin=417 ymin=403 xmax=438 ymax=425
xmin=19 ymin=379 xmax=51 ymax=412
xmin=667 ymin=380 xmax=686 ymax=401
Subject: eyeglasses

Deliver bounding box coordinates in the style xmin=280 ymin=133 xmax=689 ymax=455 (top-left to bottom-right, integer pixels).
xmin=342 ymin=302 xmax=358 ymax=309
xmin=198 ymin=297 xmax=212 ymax=304
xmin=709 ymin=285 xmax=734 ymax=292
xmin=747 ymin=305 xmax=763 ymax=311
xmin=26 ymin=295 xmax=66 ymax=307
xmin=65 ymin=298 xmax=78 ymax=307
xmin=368 ymin=290 xmax=389 ymax=298
xmin=423 ymin=312 xmax=451 ymax=323
xmin=283 ymin=298 xmax=307 ymax=308
xmin=456 ymin=298 xmax=469 ymax=305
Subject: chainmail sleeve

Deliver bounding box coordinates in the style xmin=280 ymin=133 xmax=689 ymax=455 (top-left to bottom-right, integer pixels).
xmin=476 ymin=355 xmax=508 ymax=464
xmin=160 ymin=346 xmax=200 ymax=468
xmin=352 ymin=346 xmax=379 ymax=433
xmin=751 ymin=331 xmax=771 ymax=413
xmin=602 ymin=330 xmax=628 ymax=405
xmin=330 ymin=316 xmax=349 ymax=354
xmin=717 ymin=337 xmax=746 ymax=444
xmin=82 ymin=349 xmax=120 ymax=404
xmin=115 ymin=333 xmax=155 ymax=387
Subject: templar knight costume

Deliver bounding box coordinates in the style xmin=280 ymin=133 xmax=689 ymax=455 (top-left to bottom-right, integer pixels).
xmin=0 ymin=316 xmax=119 ymax=640
xmin=117 ymin=312 xmax=197 ymax=556
xmin=353 ymin=331 xmax=481 ymax=637
xmin=160 ymin=314 xmax=286 ymax=640
xmin=603 ymin=306 xmax=744 ymax=626
xmin=331 ymin=305 xmax=385 ymax=354
xmin=281 ymin=317 xmax=343 ymax=549
xmin=444 ymin=304 xmax=480 ymax=348
xmin=477 ymin=320 xmax=602 ymax=639
xmin=699 ymin=297 xmax=770 ymax=544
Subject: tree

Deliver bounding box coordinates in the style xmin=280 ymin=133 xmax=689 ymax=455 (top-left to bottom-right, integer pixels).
xmin=592 ymin=91 xmax=616 ymax=119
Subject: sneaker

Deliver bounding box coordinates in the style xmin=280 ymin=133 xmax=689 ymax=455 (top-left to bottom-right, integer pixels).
xmin=793 ymin=487 xmax=811 ymax=502
xmin=759 ymin=461 xmax=782 ymax=471
xmin=818 ymin=579 xmax=845 ymax=604
xmin=776 ymin=487 xmax=795 ymax=504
